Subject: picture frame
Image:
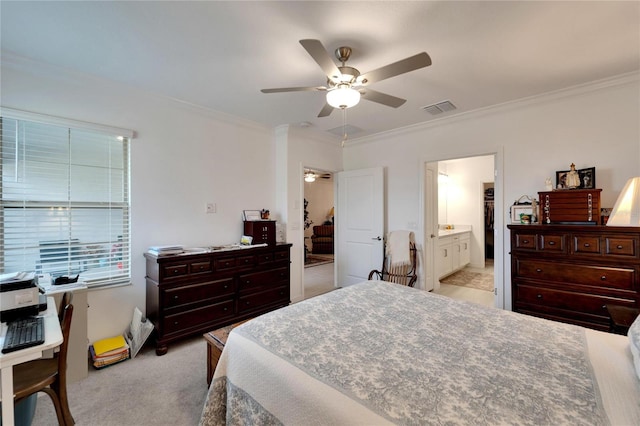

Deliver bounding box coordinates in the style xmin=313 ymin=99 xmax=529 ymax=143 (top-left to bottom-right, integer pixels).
xmin=511 ymin=205 xmax=534 ymax=224
xmin=555 ymin=166 xmax=596 ymax=189
xmin=243 ymin=210 xmax=262 ymax=221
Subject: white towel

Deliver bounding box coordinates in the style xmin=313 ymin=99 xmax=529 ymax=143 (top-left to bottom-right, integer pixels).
xmin=386 ymin=230 xmax=413 ymax=267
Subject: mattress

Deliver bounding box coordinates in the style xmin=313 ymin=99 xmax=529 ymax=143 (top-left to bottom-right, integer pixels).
xmin=200 ymin=280 xmax=640 ymax=425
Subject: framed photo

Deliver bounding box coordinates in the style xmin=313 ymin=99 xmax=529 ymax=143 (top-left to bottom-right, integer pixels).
xmin=243 ymin=210 xmax=261 ymax=221
xmin=511 ymin=205 xmax=533 ymax=224
xmin=555 ymin=167 xmax=596 ymax=189
xmin=578 ymin=167 xmax=596 ymax=189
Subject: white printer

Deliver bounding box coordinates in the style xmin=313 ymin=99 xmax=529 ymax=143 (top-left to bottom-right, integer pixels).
xmin=0 ymin=272 xmax=41 ymax=322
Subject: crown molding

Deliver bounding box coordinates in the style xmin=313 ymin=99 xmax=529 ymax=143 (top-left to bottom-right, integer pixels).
xmin=345 ymin=71 xmax=640 ymax=147
xmin=1 ymin=51 xmax=270 ymax=134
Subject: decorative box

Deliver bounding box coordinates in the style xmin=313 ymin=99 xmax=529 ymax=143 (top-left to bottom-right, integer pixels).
xmin=243 ymin=220 xmax=276 ymax=245
xmin=538 ymin=189 xmax=602 ymax=224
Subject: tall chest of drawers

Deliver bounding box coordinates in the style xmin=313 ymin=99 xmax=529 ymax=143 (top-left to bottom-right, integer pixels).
xmin=145 ymin=243 xmax=291 ymax=355
xmin=508 ymin=224 xmax=640 ymax=331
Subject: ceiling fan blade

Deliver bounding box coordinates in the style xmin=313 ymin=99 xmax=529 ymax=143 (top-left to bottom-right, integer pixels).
xmin=359 ymin=52 xmax=432 ymax=86
xmin=360 ymin=89 xmax=406 ymax=108
xmin=300 ymin=39 xmax=342 ymax=82
xmin=261 ymin=86 xmax=327 ymax=93
xmin=318 ymin=103 xmax=334 ymax=117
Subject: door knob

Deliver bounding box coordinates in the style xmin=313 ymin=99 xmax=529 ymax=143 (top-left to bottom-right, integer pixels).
xmin=372 ymin=236 xmax=382 ymax=241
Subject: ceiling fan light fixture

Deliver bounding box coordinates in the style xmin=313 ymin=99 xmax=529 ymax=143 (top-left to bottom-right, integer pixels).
xmin=326 ymin=84 xmax=361 ymax=109
xmin=304 ymin=172 xmax=316 ymax=182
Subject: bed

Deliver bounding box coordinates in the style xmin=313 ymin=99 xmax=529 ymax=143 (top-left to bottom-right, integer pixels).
xmin=200 ymin=280 xmax=640 ymax=425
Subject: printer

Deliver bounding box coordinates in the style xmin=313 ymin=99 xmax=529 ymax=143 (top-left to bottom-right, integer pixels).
xmin=0 ymin=272 xmax=41 ymax=322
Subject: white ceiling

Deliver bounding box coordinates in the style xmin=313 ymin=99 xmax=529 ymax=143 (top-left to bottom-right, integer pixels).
xmin=2 ymin=1 xmax=639 ymax=140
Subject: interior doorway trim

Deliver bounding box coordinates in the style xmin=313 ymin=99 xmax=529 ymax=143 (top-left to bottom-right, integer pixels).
xmin=419 ymin=148 xmax=505 ymax=309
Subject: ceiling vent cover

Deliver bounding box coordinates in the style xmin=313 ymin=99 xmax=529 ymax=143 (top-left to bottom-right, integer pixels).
xmin=327 ymin=124 xmax=363 ymax=137
xmin=422 ymin=100 xmax=457 ymax=115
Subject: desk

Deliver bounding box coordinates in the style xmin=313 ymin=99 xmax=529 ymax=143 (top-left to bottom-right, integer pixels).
xmin=0 ymin=297 xmax=62 ymax=426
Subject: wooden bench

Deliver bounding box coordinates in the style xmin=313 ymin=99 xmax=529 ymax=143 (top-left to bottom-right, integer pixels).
xmin=204 ymin=320 xmax=249 ymax=385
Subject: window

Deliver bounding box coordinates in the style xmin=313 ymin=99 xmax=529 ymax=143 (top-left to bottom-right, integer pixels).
xmin=1 ymin=109 xmax=132 ymax=288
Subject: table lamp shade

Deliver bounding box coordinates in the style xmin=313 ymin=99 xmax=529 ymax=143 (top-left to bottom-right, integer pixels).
xmin=607 ymin=177 xmax=640 ymax=226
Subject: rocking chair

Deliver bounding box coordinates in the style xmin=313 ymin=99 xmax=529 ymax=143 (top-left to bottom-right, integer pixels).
xmin=368 ymin=240 xmax=418 ymax=287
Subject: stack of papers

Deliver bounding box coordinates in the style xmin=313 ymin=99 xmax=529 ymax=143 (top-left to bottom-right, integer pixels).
xmin=147 ymin=245 xmax=184 ymax=256
xmin=90 ymin=335 xmax=130 ymax=369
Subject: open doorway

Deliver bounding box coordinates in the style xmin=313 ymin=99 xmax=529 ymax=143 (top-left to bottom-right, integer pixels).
xmin=303 ymin=168 xmax=335 ymax=298
xmin=428 ymin=155 xmax=496 ymax=308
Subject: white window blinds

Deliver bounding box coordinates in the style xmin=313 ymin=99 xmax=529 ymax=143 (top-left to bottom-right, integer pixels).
xmin=1 ymin=111 xmax=132 ymax=288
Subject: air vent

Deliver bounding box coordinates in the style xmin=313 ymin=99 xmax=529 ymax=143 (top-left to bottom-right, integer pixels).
xmin=327 ymin=124 xmax=363 ymax=137
xmin=422 ymin=100 xmax=457 ymax=115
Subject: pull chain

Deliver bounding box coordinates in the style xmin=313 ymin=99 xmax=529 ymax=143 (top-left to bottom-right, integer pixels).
xmin=341 ymin=108 xmax=348 ymax=147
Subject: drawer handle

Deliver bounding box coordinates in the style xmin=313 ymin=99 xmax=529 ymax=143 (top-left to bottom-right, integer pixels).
xmin=535 ymin=268 xmax=542 ymax=273
xmin=223 ymin=285 xmax=228 ymax=289
xmin=548 ymin=241 xmax=555 ymax=246
xmin=602 ymin=305 xmax=607 ymax=310
xmin=601 ymin=275 xmax=607 ymax=281
xmin=536 ymin=294 xmax=543 ymax=299
xmin=245 ymin=280 xmax=251 ymax=284
xmin=617 ymin=245 xmax=623 ymax=250
xmin=174 ymin=295 xmax=179 ymax=300
xmin=265 ymin=256 xmax=271 ymax=261
xmin=245 ymin=301 xmax=250 ymax=305
xmin=173 ymin=269 xmax=179 ymax=274
xmin=523 ymin=239 xmax=529 ymax=244
xmin=244 ymin=259 xmax=250 ymax=263
xmin=223 ymin=307 xmax=228 ymax=311
xmin=174 ymin=321 xmax=179 ymax=325
xmin=583 ymin=243 xmax=590 ymax=248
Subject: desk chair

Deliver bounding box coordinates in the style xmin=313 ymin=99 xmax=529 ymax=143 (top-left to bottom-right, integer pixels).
xmin=13 ymin=293 xmax=75 ymax=425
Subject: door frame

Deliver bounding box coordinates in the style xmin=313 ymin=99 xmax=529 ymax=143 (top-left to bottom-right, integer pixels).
xmin=419 ymin=149 xmax=505 ymax=309
xmin=301 ymin=164 xmax=337 ymax=297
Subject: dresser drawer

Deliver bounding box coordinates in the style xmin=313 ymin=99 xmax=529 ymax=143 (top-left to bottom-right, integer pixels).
xmin=515 ymin=259 xmax=635 ymax=290
xmin=514 ymin=233 xmax=537 ymax=250
xmin=516 ymin=284 xmax=634 ymax=318
xmin=274 ymin=248 xmax=290 ymax=262
xmin=238 ymin=285 xmax=288 ymax=314
xmin=538 ymin=234 xmax=565 ymax=252
xmin=162 ymin=263 xmax=189 ymax=279
xmin=257 ymin=252 xmax=275 ymax=264
xmin=238 ymin=267 xmax=289 ymax=292
xmin=572 ymin=236 xmax=600 ymax=254
xmin=163 ymin=299 xmax=235 ymax=334
xmin=189 ymin=260 xmax=212 ymax=274
xmin=162 ymin=278 xmax=235 ymax=309
xmin=215 ymin=257 xmax=236 ymax=271
xmin=606 ymin=237 xmax=637 ymax=257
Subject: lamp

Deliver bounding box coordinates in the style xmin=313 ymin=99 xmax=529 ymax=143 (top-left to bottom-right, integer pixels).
xmin=607 ymin=177 xmax=640 ymax=226
xmin=326 ymin=84 xmax=361 ymax=109
xmin=304 ymin=172 xmax=316 ymax=183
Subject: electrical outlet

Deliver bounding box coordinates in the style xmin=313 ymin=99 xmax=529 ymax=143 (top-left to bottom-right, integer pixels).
xmin=206 ymin=203 xmax=216 ymax=214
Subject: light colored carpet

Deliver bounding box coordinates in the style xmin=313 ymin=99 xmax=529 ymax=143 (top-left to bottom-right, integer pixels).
xmin=440 ymin=269 xmax=494 ymax=292
xmin=31 ymin=336 xmax=208 ymax=425
xmin=304 ymin=262 xmax=335 ymax=299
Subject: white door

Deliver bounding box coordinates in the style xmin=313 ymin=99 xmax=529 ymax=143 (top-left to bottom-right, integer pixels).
xmin=336 ymin=167 xmax=384 ymax=287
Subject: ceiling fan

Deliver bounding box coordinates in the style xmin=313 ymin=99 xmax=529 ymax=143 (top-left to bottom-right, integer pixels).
xmin=261 ymin=39 xmax=432 ymax=117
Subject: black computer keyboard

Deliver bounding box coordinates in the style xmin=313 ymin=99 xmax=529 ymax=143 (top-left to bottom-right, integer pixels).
xmin=2 ymin=316 xmax=45 ymax=354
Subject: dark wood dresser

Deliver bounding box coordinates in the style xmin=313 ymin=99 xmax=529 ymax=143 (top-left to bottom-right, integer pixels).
xmin=508 ymin=224 xmax=640 ymax=331
xmin=145 ymin=243 xmax=291 ymax=355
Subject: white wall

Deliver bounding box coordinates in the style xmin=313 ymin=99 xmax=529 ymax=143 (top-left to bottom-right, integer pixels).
xmin=2 ymin=56 xmax=277 ymax=342
xmin=343 ymin=74 xmax=640 ymax=310
xmin=277 ymin=126 xmax=342 ymax=303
